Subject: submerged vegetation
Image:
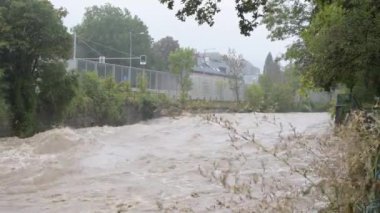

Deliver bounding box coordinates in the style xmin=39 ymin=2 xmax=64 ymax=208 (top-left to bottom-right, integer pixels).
xmin=202 ymin=110 xmax=380 ymax=212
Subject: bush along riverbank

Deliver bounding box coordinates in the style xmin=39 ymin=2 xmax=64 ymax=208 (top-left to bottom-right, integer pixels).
xmin=0 ymin=71 xmax=181 ymax=138
xmin=317 ymin=111 xmax=380 ymax=212
xmin=0 ymin=70 xmax=331 ymax=138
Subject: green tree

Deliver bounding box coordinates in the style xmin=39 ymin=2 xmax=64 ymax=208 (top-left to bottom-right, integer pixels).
xmin=262 ymin=0 xmax=313 ymax=41
xmin=258 ymin=74 xmax=275 ymax=110
xmin=159 ymin=0 xmax=269 ymax=36
xmin=74 ymin=4 xmax=152 ymax=67
xmin=136 ymin=73 xmax=157 ymax=120
xmin=263 ymin=0 xmax=380 ymax=99
xmin=37 ymin=62 xmax=78 ymax=127
xmin=224 ymin=49 xmax=245 ymax=104
xmin=271 ymin=83 xmax=295 ymax=112
xmin=160 ymin=0 xmax=380 ymax=99
xmin=0 ymin=0 xmax=71 ymax=137
xmin=168 ymin=48 xmax=195 ymax=104
xmin=159 ymin=0 xmax=311 ymax=37
xmin=245 ymin=84 xmax=264 ymax=111
xmin=301 ymin=1 xmax=380 ymax=96
xmin=68 ymin=73 xmax=128 ymax=126
xmin=0 ymin=69 xmax=8 ymax=123
xmin=263 ymin=52 xmax=283 ymax=84
xmin=137 ymin=73 xmax=148 ymax=94
xmin=283 ymin=64 xmax=299 ymax=91
xmin=258 ymin=73 xmax=296 ymax=112
xmin=151 ymin=36 xmax=180 ymax=71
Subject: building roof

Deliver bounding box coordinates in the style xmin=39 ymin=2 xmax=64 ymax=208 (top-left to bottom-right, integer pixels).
xmin=193 ymin=52 xmax=260 ymax=77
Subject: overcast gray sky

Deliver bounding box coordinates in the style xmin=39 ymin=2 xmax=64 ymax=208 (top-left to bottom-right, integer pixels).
xmin=50 ymin=0 xmax=292 ymax=70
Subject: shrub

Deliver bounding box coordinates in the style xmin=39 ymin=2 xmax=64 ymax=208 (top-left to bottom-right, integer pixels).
xmin=245 ymin=84 xmax=264 ymax=111
xmin=138 ymin=94 xmax=157 ymax=120
xmin=271 ymin=84 xmax=295 ymax=112
xmin=67 ymin=72 xmax=129 ymax=125
xmin=37 ymin=62 xmax=78 ymax=126
xmin=0 ymin=97 xmax=7 ymax=122
xmin=0 ymin=69 xmax=9 ymax=123
xmin=317 ymin=112 xmax=380 ymax=212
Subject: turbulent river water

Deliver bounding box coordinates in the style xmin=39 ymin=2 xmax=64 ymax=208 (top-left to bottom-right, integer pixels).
xmin=0 ymin=113 xmax=331 ymax=212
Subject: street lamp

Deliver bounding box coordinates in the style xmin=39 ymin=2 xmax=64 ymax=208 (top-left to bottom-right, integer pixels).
xmin=129 ymin=31 xmax=145 ymax=81
xmin=129 ymin=31 xmax=145 ymax=69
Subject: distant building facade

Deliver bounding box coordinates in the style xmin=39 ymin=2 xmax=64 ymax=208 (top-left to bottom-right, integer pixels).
xmin=191 ymin=52 xmax=260 ymax=101
xmin=193 ymin=52 xmax=260 ymax=84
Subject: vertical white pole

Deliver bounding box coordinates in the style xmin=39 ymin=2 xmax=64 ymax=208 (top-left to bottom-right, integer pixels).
xmin=155 ymin=72 xmax=158 ymax=90
xmin=73 ymin=32 xmax=77 ymax=60
xmin=113 ymin=64 xmax=116 ymax=81
xmin=128 ymin=31 xmax=132 ymax=82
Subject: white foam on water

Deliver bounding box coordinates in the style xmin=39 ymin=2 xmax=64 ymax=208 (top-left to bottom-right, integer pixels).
xmin=0 ymin=113 xmax=331 ymax=212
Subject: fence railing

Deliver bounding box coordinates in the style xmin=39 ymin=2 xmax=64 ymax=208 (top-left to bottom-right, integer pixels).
xmin=68 ymin=59 xmax=238 ymax=101
xmin=73 ymin=59 xmax=177 ymax=90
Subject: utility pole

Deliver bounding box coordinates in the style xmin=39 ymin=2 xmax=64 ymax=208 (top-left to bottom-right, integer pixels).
xmin=73 ymin=32 xmax=77 ymax=60
xmin=129 ymin=31 xmax=132 ymax=68
xmin=128 ymin=31 xmax=145 ymax=81
xmin=129 ymin=31 xmax=132 ymax=81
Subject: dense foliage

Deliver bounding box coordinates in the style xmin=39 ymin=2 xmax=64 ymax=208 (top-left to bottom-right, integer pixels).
xmin=263 ymin=53 xmax=283 ymax=84
xmin=0 ymin=0 xmax=72 ymax=137
xmin=159 ymin=0 xmax=268 ymax=36
xmin=0 ymin=2 xmax=184 ymax=137
xmin=67 ymin=73 xmax=126 ymax=126
xmin=300 ymin=0 xmax=380 ymax=97
xmin=0 ymin=69 xmax=8 ymax=122
xmin=245 ymin=84 xmax=264 ymax=111
xmin=266 ymin=0 xmax=380 ymax=101
xmin=161 ymin=0 xmax=380 ymax=103
xmin=74 ymin=4 xmax=152 ymax=68
xmin=168 ymin=48 xmax=196 ymax=104
xmin=246 ymin=62 xmax=330 ymax=112
xmin=150 ymin=36 xmax=180 ymax=71
xmin=37 ymin=62 xmax=78 ymax=127
xmin=67 ymin=72 xmax=168 ymax=125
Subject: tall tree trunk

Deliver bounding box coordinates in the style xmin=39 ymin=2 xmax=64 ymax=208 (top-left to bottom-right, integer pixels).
xmin=235 ymin=80 xmax=240 ymax=104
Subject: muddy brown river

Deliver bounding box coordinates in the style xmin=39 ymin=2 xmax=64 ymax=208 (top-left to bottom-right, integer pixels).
xmin=0 ymin=113 xmax=331 ymax=212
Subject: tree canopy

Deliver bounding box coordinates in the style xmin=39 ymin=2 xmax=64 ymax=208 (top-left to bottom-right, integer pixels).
xmin=266 ymin=0 xmax=380 ymax=97
xmin=74 ymin=4 xmax=152 ymax=67
xmin=159 ymin=0 xmax=268 ymax=36
xmin=168 ymin=47 xmax=195 ymax=103
xmin=263 ymin=52 xmax=283 ymax=84
xmin=301 ymin=0 xmax=380 ymax=95
xmin=160 ymin=0 xmax=380 ymax=98
xmin=0 ymin=0 xmax=73 ymax=137
xmin=151 ymin=36 xmax=180 ymax=71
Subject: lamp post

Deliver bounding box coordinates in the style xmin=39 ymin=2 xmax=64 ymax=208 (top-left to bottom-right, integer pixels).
xmin=73 ymin=32 xmax=77 ymax=60
xmin=129 ymin=31 xmax=145 ymax=81
xmin=130 ymin=31 xmax=146 ymax=67
xmin=129 ymin=31 xmax=132 ymax=72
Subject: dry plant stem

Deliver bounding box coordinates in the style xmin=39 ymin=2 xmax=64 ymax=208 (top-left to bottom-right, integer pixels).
xmin=202 ymin=114 xmax=335 ymax=204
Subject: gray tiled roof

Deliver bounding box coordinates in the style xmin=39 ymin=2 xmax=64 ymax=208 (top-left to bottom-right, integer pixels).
xmin=193 ymin=52 xmax=260 ymax=78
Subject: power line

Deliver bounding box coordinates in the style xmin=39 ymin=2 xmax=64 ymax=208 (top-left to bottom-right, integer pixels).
xmin=78 ymin=39 xmax=103 ymax=56
xmin=77 ymin=36 xmax=131 ymax=57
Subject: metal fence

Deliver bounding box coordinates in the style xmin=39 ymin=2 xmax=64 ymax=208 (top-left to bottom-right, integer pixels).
xmin=74 ymin=59 xmax=177 ymax=89
xmin=68 ymin=59 xmax=238 ymax=101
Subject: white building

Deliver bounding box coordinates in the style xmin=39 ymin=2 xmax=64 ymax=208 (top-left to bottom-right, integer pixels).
xmin=194 ymin=52 xmax=260 ymax=84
